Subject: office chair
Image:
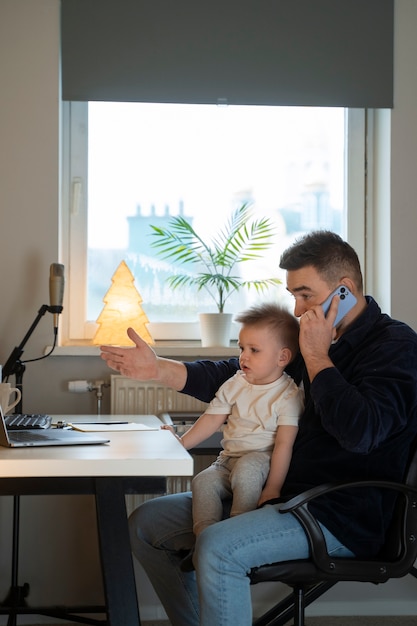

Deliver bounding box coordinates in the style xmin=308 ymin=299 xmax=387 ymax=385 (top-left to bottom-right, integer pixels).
xmin=250 ymin=437 xmax=417 ymax=626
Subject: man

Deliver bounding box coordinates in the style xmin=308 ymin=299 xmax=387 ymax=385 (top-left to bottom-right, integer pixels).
xmin=101 ymin=231 xmax=417 ymax=626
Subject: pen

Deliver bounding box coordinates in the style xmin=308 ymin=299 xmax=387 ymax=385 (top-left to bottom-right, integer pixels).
xmin=73 ymin=421 xmax=129 ymax=425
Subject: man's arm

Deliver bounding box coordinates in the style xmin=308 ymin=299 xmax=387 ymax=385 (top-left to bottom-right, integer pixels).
xmin=309 ymin=313 xmax=417 ymax=453
xmin=100 ymin=326 xmax=240 ymax=401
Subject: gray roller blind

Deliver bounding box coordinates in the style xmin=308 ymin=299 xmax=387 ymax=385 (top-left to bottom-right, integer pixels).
xmin=61 ymin=0 xmax=393 ymax=107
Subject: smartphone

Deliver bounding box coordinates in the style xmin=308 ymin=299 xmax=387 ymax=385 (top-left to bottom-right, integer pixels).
xmin=321 ymin=285 xmax=357 ymax=327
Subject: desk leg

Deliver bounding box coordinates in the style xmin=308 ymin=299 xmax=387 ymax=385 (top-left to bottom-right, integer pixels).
xmin=95 ymin=478 xmax=141 ymax=626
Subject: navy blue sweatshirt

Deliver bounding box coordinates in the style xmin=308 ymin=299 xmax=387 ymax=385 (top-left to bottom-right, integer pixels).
xmin=182 ymin=297 xmax=417 ymax=557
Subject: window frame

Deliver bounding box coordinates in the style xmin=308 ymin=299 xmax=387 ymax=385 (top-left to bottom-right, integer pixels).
xmin=60 ymin=103 xmax=366 ymax=346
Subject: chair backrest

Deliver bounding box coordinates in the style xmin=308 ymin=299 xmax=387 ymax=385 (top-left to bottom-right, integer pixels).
xmin=377 ymin=434 xmax=417 ymax=564
xmin=405 ymin=434 xmax=417 ymax=486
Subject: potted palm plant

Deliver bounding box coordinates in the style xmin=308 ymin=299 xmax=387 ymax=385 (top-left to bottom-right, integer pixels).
xmin=150 ymin=203 xmax=281 ymax=346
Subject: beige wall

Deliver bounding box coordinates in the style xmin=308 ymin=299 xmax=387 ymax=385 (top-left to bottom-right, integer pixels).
xmin=391 ymin=0 xmax=417 ymax=328
xmin=1 ymin=0 xmax=417 ymax=620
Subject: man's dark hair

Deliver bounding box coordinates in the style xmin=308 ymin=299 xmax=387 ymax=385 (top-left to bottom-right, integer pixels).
xmin=279 ymin=230 xmax=363 ymax=291
xmin=234 ymin=303 xmax=299 ymax=362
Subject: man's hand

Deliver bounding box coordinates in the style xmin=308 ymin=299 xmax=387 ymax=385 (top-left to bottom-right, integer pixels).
xmin=299 ymin=296 xmax=338 ymax=381
xmin=100 ymin=327 xmax=159 ymax=380
xmin=100 ymin=327 xmax=188 ymax=390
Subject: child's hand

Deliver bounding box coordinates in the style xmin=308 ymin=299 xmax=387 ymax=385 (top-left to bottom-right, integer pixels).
xmin=161 ymin=424 xmax=176 ymax=435
xmin=258 ymin=487 xmax=280 ymax=508
xmin=161 ymin=424 xmax=184 ymax=445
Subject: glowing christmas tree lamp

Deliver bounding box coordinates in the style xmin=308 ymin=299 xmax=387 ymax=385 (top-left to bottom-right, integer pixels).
xmin=92 ymin=260 xmax=154 ymax=346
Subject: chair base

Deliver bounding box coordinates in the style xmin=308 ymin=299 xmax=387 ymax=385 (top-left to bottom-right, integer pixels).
xmin=253 ymin=581 xmax=336 ymax=626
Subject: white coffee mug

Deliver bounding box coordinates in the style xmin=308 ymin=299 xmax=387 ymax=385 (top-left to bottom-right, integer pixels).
xmin=0 ymin=382 xmax=22 ymax=415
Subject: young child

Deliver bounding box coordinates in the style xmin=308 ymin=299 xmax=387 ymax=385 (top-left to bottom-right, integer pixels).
xmin=163 ymin=303 xmax=304 ymax=562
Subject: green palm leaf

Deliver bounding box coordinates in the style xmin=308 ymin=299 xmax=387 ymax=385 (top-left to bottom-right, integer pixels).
xmin=150 ymin=203 xmax=280 ymax=313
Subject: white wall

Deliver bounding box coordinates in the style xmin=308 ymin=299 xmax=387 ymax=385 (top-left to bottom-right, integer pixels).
xmin=0 ymin=0 xmax=417 ymax=621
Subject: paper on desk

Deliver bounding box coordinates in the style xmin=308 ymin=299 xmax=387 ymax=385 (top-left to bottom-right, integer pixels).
xmin=70 ymin=423 xmax=160 ymax=432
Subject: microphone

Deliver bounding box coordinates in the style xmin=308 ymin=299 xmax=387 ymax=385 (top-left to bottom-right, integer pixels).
xmin=49 ymin=263 xmax=65 ymax=329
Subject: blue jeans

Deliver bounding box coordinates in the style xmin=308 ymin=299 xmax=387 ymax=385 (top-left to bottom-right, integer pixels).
xmin=129 ymin=491 xmax=354 ymax=626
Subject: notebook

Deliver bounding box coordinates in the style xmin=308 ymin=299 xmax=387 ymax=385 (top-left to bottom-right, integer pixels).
xmin=0 ymin=405 xmax=110 ymax=448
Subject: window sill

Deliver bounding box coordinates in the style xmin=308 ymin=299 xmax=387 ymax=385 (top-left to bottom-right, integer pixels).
xmin=46 ymin=342 xmax=240 ymax=359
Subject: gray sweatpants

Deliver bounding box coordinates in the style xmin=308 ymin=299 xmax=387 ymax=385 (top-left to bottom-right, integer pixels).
xmin=191 ymin=451 xmax=271 ymax=536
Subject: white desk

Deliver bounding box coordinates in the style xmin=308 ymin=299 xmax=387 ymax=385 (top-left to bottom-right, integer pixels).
xmin=0 ymin=414 xmax=192 ymax=478
xmin=0 ymin=415 xmax=193 ymax=626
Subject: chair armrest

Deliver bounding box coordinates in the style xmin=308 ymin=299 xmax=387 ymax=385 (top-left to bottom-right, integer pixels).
xmin=280 ymin=479 xmax=417 ymax=513
xmin=278 ymin=480 xmax=417 ymax=573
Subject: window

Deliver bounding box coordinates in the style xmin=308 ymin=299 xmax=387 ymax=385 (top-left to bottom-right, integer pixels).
xmin=62 ymin=103 xmax=365 ymax=344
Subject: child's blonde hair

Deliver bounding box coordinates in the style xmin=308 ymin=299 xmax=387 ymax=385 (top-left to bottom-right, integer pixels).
xmin=234 ymin=303 xmax=299 ymax=362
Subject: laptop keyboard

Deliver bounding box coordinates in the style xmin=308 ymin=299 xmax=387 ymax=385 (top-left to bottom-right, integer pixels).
xmin=4 ymin=414 xmax=52 ymax=430
xmin=9 ymin=430 xmax=56 ymax=443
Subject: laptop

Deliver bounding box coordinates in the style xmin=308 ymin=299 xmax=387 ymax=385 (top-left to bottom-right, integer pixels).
xmin=0 ymin=405 xmax=110 ymax=448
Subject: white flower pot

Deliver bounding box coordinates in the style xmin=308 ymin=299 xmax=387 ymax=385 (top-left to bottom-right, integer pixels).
xmin=199 ymin=313 xmax=233 ymax=347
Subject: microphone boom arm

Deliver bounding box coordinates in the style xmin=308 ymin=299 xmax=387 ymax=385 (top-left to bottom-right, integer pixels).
xmin=2 ymin=304 xmax=61 ymax=410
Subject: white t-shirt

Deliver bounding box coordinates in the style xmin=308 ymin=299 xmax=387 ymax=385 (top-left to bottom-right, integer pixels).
xmin=205 ymin=370 xmax=304 ymax=457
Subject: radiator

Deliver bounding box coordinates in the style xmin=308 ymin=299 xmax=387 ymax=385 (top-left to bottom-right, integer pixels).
xmin=110 ymin=375 xmax=208 ymax=415
xmin=110 ymin=375 xmax=214 ymax=512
